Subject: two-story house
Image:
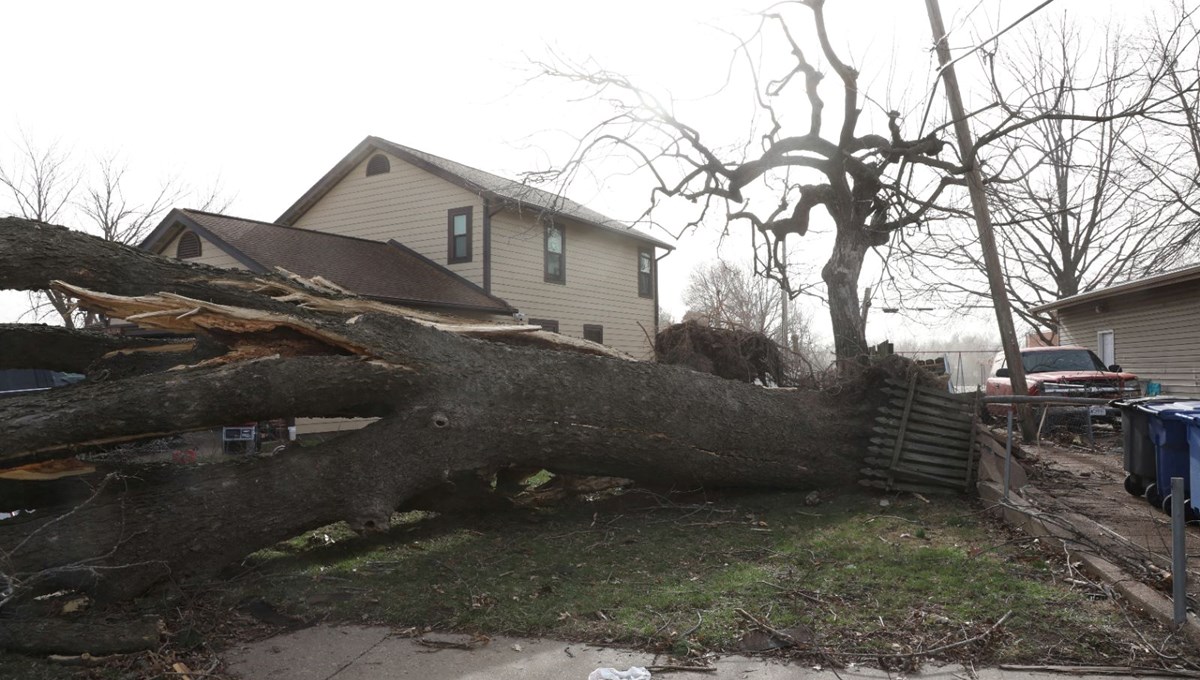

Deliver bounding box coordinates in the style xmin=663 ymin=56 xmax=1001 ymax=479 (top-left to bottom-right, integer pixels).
xmin=275 ymin=136 xmax=674 ymax=356
xmin=144 ymin=136 xmax=673 ymax=357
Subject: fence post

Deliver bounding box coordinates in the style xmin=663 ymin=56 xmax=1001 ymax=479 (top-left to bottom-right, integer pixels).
xmin=1004 ymin=410 xmax=1013 ymax=502
xmin=1172 ymin=476 xmax=1187 ymax=629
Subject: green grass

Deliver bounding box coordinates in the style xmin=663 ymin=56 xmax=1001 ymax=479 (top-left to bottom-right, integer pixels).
xmin=228 ymin=488 xmax=1143 ymax=662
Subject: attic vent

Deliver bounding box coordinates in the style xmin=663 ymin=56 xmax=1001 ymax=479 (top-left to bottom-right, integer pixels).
xmin=176 ymin=231 xmax=202 ymax=259
xmin=366 ymin=154 xmax=391 ymax=176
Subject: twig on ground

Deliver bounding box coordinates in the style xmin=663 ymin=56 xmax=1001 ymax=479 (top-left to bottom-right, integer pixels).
xmin=829 ymin=611 xmax=1012 ymax=660
xmin=735 ymin=607 xmax=798 ymax=647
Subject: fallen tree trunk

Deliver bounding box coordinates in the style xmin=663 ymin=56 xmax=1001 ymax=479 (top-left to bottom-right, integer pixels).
xmin=0 ymin=217 xmax=889 ymax=605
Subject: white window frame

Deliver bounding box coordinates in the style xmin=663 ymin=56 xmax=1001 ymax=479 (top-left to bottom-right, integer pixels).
xmin=1097 ymin=330 xmax=1115 ymax=367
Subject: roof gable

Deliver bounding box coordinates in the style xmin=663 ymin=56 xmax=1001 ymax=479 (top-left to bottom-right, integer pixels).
xmin=277 ymin=136 xmax=674 ymax=250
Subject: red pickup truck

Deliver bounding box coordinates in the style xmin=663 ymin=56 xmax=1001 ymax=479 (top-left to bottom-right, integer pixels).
xmin=985 ymin=345 xmax=1140 ymax=418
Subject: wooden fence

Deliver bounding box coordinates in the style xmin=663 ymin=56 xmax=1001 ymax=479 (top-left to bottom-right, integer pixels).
xmin=861 ymin=376 xmax=981 ymax=494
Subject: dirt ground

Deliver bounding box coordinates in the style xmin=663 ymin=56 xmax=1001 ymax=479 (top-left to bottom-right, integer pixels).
xmin=1014 ymin=427 xmax=1200 ymax=608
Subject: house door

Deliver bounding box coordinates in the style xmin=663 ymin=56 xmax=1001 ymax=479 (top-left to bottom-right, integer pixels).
xmin=1098 ymin=330 xmax=1115 ymax=367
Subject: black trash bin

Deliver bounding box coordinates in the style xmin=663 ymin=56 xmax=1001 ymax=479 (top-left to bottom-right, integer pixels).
xmin=1115 ymin=397 xmax=1175 ymax=497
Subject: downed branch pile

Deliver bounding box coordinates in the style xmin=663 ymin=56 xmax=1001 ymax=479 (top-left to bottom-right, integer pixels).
xmin=655 ymin=320 xmax=789 ymax=386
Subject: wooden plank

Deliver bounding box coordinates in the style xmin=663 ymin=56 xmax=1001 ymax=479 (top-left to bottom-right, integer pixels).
xmin=865 ymin=458 xmax=968 ymax=480
xmin=884 ymin=379 xmax=977 ymax=405
xmin=883 ymin=390 xmax=977 ymax=417
xmin=885 ymin=374 xmax=920 ymax=490
xmin=866 ymin=450 xmax=969 ymax=470
xmin=870 ymin=435 xmax=972 ymax=458
xmin=889 ymin=465 xmax=966 ymax=486
xmin=882 ymin=384 xmax=976 ymax=410
xmin=964 ymin=396 xmax=981 ymax=492
xmin=873 ymin=419 xmax=972 ymax=444
xmin=975 ymin=431 xmax=1008 ymax=457
xmin=887 ymin=398 xmax=975 ymax=424
xmin=871 ymin=426 xmax=971 ymax=448
xmin=878 ymin=407 xmax=974 ymax=430
xmin=870 ymin=440 xmax=969 ymax=463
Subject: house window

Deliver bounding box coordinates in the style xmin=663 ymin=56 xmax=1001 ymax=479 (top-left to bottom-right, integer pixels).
xmin=544 ymin=223 xmax=565 ymax=284
xmin=637 ymin=247 xmax=654 ymax=298
xmin=366 ymin=154 xmax=390 ymax=176
xmin=176 ymin=231 xmax=202 ymax=259
xmin=447 ymin=207 xmax=472 ymax=263
xmin=1098 ymin=330 xmax=1115 ymax=367
xmin=530 ymin=318 xmax=559 ymax=333
xmin=583 ymin=324 xmax=604 ymax=344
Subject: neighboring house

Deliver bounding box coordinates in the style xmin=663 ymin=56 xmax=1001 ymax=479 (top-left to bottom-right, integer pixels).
xmin=275 ymin=136 xmax=674 ymax=358
xmin=1030 ymin=264 xmax=1200 ymax=397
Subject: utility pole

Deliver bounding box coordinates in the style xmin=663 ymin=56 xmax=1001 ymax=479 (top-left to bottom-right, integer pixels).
xmin=925 ymin=0 xmax=1035 ymax=439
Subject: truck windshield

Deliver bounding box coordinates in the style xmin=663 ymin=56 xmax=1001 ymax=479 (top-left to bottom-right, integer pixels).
xmin=1021 ymin=350 xmax=1107 ymax=374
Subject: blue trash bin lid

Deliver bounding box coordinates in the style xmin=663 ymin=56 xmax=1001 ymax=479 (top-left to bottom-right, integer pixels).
xmin=1138 ymin=401 xmax=1200 ymax=419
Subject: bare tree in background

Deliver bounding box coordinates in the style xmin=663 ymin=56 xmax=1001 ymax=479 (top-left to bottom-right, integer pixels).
xmin=684 ymin=259 xmax=819 ymax=367
xmin=533 ymin=1 xmax=960 ymax=371
xmin=1 ymin=137 xmax=235 ymax=326
xmin=0 ymin=135 xmax=82 ymax=326
xmin=1136 ymin=3 xmax=1200 ymax=236
xmin=893 ymin=16 xmax=1199 ymax=335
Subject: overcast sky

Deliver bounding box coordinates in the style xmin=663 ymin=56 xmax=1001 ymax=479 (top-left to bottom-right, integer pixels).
xmin=1 ymin=0 xmax=1157 ymax=350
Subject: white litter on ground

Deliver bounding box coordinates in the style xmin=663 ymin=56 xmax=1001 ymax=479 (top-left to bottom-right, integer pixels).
xmin=587 ymin=667 xmax=651 ymax=680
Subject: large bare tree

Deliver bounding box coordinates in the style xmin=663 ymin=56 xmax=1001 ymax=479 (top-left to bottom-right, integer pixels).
xmin=532 ymin=1 xmax=961 ymax=370
xmin=531 ymin=2 xmax=1194 ymax=368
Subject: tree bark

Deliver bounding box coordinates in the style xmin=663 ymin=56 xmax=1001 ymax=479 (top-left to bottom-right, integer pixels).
xmin=0 ymin=217 xmax=885 ymax=603
xmin=0 ymin=324 xmax=163 ymax=372
xmin=823 ymin=231 xmax=870 ymax=367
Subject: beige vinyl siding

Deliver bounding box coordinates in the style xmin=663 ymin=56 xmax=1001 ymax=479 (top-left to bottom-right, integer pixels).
xmin=292 ymin=151 xmax=485 ymax=286
xmin=489 ymin=211 xmax=656 ymax=358
xmin=1057 ymin=281 xmax=1200 ymax=397
xmin=160 ymin=231 xmax=246 ymax=269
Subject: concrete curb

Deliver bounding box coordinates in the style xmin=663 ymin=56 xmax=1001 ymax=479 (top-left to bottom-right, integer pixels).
xmin=978 ymin=480 xmax=1200 ymax=648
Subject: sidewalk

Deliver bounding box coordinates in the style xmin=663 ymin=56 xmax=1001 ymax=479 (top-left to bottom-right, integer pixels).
xmin=222 ymin=625 xmax=1141 ymax=679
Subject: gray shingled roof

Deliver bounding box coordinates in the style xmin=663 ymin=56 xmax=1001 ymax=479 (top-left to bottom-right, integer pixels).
xmin=147 ymin=209 xmax=512 ymax=313
xmin=277 ymin=136 xmax=675 ymax=250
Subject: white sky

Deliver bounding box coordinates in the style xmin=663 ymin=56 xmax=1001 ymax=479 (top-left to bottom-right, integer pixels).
xmin=0 ymin=0 xmax=1156 ymax=351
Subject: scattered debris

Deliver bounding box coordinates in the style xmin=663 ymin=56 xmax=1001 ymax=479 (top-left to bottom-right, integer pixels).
xmin=588 ymin=667 xmax=651 ymax=680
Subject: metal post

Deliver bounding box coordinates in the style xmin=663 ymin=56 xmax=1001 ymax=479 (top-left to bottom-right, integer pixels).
xmin=1004 ymin=410 xmax=1013 ymax=501
xmin=1172 ymin=476 xmax=1187 ymax=628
